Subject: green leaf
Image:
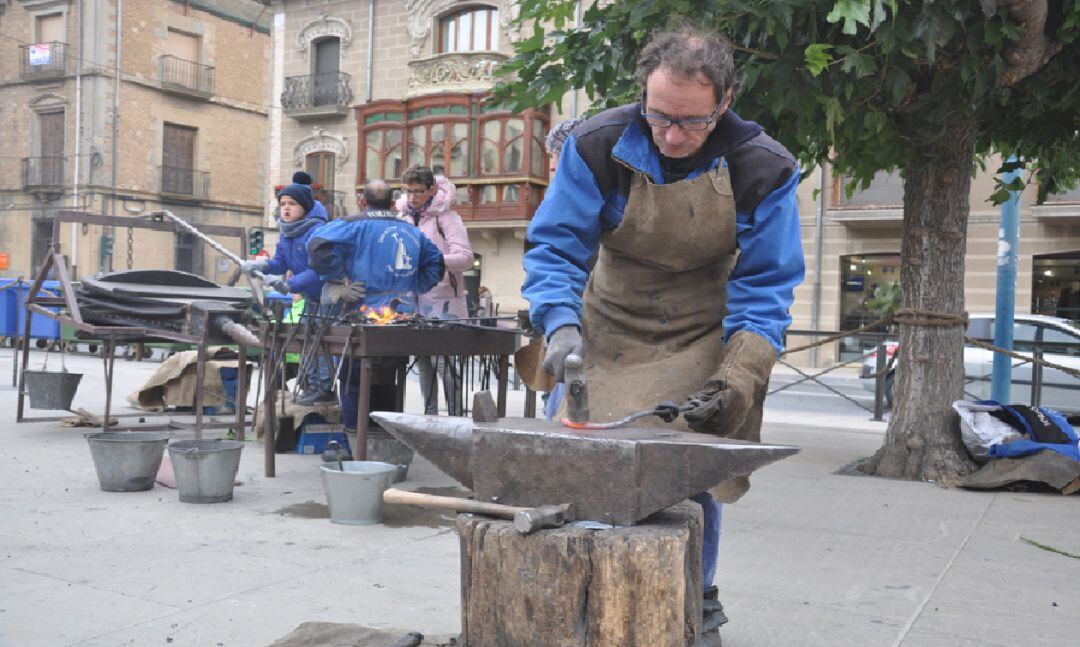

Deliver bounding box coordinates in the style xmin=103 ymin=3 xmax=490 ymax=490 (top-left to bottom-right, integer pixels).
xmin=805 ymin=43 xmax=834 ymax=76
xmin=827 ymin=0 xmax=872 ymax=35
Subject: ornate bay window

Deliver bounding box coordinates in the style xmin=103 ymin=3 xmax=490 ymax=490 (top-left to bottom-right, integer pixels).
xmin=357 ymin=93 xmax=549 ymax=221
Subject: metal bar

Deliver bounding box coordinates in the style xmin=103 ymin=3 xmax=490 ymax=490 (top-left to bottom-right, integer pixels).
xmin=395 ymin=362 xmax=407 ymax=412
xmin=103 ymin=340 xmax=116 ymax=431
xmin=50 ymin=251 xmax=83 ymax=323
xmin=496 ymin=355 xmax=509 ymax=418
xmin=236 ymin=344 xmax=247 ymax=442
xmin=263 ymin=320 xmax=278 ymax=478
xmin=1031 ymin=348 xmax=1044 ymax=408
xmin=873 ymin=338 xmax=886 ymax=421
xmin=54 ymin=210 xmax=246 ymax=238
xmin=524 ymin=388 xmax=536 ymax=418
xmin=151 ymin=210 xmax=259 ymax=276
xmin=16 ymin=285 xmax=33 ymax=422
xmin=194 ymin=324 xmax=210 ymax=440
xmin=356 ymin=360 xmax=372 ymax=461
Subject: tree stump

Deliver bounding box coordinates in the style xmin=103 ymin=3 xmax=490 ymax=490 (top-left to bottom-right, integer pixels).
xmin=457 ymin=501 xmax=703 ymax=646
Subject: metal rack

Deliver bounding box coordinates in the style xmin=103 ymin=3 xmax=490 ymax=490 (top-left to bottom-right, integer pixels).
xmin=16 ymin=210 xmax=254 ymax=437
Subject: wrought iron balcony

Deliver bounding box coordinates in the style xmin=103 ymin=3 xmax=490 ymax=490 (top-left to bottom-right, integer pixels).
xmin=160 ymin=165 xmax=210 ymax=199
xmin=159 ymin=55 xmax=215 ymax=97
xmin=20 ymin=42 xmax=67 ymax=79
xmin=22 ymin=156 xmax=65 ymax=190
xmin=406 ymin=51 xmax=507 ymax=97
xmin=281 ymin=72 xmax=352 ymax=119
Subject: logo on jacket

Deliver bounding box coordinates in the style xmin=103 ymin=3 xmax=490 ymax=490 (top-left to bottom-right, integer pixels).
xmin=378 ymin=224 xmax=420 ymax=277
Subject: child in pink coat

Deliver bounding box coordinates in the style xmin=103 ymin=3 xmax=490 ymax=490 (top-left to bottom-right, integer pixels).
xmin=398 ymin=165 xmax=475 ymax=415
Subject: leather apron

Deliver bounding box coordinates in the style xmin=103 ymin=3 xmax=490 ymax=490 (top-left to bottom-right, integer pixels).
xmin=581 ymin=163 xmax=755 ymax=502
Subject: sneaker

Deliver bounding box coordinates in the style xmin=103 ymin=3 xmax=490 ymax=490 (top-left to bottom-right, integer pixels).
xmin=294 ymin=389 xmax=337 ymax=406
xmin=701 ymin=585 xmax=729 ymax=633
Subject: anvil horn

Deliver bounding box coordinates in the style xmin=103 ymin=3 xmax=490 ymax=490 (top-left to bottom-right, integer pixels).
xmin=372 ymin=412 xmax=799 ymax=526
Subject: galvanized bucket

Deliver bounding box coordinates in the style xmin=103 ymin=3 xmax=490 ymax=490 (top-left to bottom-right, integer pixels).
xmin=168 ymin=439 xmax=244 ymax=503
xmin=86 ymin=431 xmax=170 ymax=492
xmin=346 ymin=428 xmax=415 ymax=483
xmin=24 ymin=370 xmax=83 ymax=410
xmin=319 ymin=461 xmax=397 ymax=525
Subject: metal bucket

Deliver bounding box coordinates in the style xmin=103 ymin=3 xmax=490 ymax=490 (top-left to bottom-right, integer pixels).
xmin=24 ymin=370 xmax=83 ymax=410
xmin=86 ymin=431 xmax=170 ymax=492
xmin=168 ymin=439 xmax=244 ymax=503
xmin=319 ymin=461 xmax=397 ymax=525
xmin=347 ymin=428 xmax=415 ymax=483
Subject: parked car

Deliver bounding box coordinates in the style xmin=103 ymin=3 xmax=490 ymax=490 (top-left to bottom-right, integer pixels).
xmin=860 ymin=313 xmax=1080 ymax=414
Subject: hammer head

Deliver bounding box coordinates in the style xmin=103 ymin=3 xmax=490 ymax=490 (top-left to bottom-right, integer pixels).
xmin=563 ymin=353 xmax=589 ymax=423
xmin=512 ymin=503 xmax=573 ymax=534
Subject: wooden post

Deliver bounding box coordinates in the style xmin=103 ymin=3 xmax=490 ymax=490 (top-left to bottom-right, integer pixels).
xmin=458 ymin=501 xmax=703 ymax=646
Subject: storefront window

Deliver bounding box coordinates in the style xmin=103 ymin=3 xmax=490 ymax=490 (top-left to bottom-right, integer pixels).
xmin=1032 ymin=252 xmax=1080 ymax=321
xmin=839 ymin=253 xmax=901 ymax=360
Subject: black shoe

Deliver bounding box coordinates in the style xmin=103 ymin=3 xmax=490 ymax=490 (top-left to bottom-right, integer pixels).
xmin=295 ymin=389 xmax=336 ymax=406
xmin=702 ymin=585 xmax=729 ymax=633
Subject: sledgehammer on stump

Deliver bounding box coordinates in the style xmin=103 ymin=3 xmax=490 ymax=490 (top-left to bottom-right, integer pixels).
xmin=382 ymin=488 xmax=572 ymax=534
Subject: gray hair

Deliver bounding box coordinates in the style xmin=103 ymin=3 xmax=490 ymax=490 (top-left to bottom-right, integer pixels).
xmin=634 ymin=24 xmax=738 ymax=102
xmin=545 ymin=117 xmax=585 ymax=156
xmin=363 ymin=179 xmax=393 ymax=209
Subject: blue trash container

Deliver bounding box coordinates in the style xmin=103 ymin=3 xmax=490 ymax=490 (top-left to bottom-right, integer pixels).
xmin=0 ymin=278 xmax=19 ymax=338
xmin=14 ymin=280 xmax=61 ymax=340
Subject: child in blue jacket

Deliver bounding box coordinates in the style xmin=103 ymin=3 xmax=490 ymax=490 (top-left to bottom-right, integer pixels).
xmin=243 ymin=171 xmax=333 ymax=404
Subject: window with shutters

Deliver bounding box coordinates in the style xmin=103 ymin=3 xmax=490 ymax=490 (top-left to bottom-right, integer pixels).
xmin=161 ymin=123 xmax=200 ymax=196
xmin=21 ymin=13 xmax=66 ymax=78
xmin=175 ymin=232 xmax=203 ymax=275
xmin=160 ymin=29 xmax=213 ymax=95
xmin=313 ymin=38 xmax=342 ymax=107
xmin=305 ymin=152 xmax=340 ymax=218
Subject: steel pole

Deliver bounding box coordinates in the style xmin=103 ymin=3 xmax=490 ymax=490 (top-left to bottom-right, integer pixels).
xmin=991 ymin=156 xmax=1021 ymax=403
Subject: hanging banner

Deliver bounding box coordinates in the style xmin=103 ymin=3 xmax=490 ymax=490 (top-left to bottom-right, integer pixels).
xmin=28 ymin=44 xmax=52 ymax=66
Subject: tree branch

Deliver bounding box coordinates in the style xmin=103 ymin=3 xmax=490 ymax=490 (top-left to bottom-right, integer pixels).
xmin=998 ymin=0 xmax=1064 ymax=86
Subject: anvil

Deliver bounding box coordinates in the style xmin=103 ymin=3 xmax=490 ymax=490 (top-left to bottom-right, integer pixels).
xmin=371 ymin=412 xmax=799 ymax=526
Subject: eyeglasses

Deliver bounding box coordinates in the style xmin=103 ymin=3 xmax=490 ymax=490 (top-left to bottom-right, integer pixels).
xmin=403 ymin=188 xmax=430 ymax=196
xmin=640 ymin=92 xmax=724 ymax=132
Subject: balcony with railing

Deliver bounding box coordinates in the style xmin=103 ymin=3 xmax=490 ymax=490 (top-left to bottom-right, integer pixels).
xmin=159 ymin=55 xmax=215 ymax=98
xmin=20 ymin=42 xmax=67 ymax=80
xmin=21 ymin=156 xmax=65 ymax=191
xmin=281 ymin=72 xmax=352 ymax=119
xmin=160 ymin=165 xmax=210 ymax=200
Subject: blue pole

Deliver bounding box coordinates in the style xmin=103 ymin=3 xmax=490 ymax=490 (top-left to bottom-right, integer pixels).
xmin=991 ymin=157 xmax=1021 ymax=403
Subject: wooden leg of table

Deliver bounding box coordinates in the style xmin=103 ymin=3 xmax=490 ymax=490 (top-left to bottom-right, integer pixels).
xmin=496 ymin=354 xmax=509 ymax=418
xmin=356 ymin=359 xmax=372 ymax=461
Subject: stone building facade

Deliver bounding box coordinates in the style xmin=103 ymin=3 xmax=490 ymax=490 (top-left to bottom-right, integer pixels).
xmin=271 ymin=0 xmax=557 ymax=315
xmin=0 ymin=0 xmax=271 ymax=283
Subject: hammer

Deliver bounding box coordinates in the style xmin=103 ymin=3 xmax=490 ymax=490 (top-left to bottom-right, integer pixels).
xmin=383 ymin=488 xmax=573 ymax=534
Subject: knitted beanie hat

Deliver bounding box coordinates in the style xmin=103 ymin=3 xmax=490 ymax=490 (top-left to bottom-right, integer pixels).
xmin=277 ymin=171 xmax=315 ymax=214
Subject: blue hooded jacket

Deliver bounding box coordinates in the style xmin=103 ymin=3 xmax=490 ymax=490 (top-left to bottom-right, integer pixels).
xmin=264 ymin=200 xmax=328 ymax=301
xmin=522 ymin=105 xmax=805 ymax=354
xmin=306 ymin=210 xmax=445 ymax=314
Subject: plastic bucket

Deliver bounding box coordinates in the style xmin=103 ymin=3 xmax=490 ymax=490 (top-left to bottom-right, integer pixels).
xmin=168 ymin=439 xmax=244 ymax=503
xmin=86 ymin=431 xmax=170 ymax=492
xmin=346 ymin=428 xmax=415 ymax=483
xmin=24 ymin=370 xmax=83 ymax=410
xmin=319 ymin=461 xmax=397 ymax=525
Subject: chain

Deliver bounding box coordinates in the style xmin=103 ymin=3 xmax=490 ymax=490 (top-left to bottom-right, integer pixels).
xmin=126 ymin=226 xmax=134 ymax=270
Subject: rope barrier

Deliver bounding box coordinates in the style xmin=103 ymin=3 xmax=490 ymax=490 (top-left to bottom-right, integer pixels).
xmin=780 ymin=308 xmax=1079 ymax=380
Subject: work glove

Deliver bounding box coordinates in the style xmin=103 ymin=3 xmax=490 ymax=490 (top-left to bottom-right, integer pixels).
xmin=321 ymin=280 xmax=366 ymax=305
xmin=542 ymin=325 xmax=584 ymax=384
xmin=266 ymin=276 xmax=291 ymax=294
xmin=684 ymin=330 xmax=776 ymax=437
xmin=241 ymin=259 xmax=268 ymax=275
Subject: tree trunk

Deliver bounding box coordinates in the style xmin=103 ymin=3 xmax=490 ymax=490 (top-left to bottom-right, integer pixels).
xmin=864 ymin=118 xmax=981 ymax=482
xmin=458 ymin=502 xmax=703 ymax=646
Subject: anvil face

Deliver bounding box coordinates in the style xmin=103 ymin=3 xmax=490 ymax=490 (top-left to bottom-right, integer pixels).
xmin=371 ymin=413 xmax=799 ymax=526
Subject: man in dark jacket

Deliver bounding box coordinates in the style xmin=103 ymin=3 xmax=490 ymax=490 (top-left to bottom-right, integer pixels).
xmin=522 ymin=24 xmax=805 ymax=635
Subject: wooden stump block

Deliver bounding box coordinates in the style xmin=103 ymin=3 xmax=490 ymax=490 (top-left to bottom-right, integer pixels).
xmin=458 ymin=501 xmax=703 ymax=646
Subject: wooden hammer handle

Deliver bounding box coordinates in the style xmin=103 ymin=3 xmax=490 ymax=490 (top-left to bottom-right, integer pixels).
xmin=383 ymin=488 xmax=528 ymax=519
